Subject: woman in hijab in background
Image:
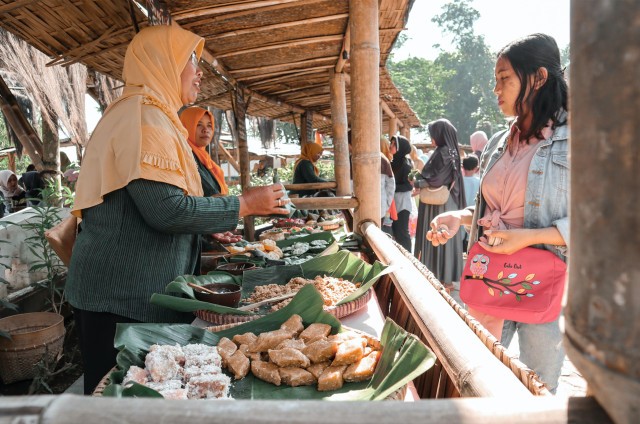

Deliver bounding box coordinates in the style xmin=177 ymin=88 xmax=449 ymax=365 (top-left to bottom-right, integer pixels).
xmin=0 ymin=170 xmax=26 ymax=215
xmin=179 ymin=107 xmax=228 ymax=196
xmin=414 ymin=119 xmax=465 ymax=291
xmin=290 ymin=143 xmax=327 ymax=197
xmin=390 ymin=135 xmax=414 ymax=252
xmin=470 ymin=130 xmax=489 ymax=158
xmin=66 ymin=23 xmax=287 ymax=394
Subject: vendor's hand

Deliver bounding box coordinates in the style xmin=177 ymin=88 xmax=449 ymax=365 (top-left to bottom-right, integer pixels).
xmin=477 ymin=229 xmax=533 ymax=255
xmin=238 ymin=183 xmax=289 ymax=217
xmin=426 ymin=211 xmax=462 ymax=247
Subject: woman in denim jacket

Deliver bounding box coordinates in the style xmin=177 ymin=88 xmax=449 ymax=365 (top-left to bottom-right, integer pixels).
xmin=427 ymin=33 xmax=569 ymax=393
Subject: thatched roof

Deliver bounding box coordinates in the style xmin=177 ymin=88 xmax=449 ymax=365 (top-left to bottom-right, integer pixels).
xmin=0 ymin=0 xmax=421 ymax=133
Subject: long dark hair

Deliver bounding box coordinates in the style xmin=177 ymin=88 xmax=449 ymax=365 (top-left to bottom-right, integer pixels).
xmin=498 ymin=33 xmax=568 ymax=141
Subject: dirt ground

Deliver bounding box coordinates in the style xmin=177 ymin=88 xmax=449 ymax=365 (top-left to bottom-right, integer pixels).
xmin=0 ymin=317 xmax=84 ymax=395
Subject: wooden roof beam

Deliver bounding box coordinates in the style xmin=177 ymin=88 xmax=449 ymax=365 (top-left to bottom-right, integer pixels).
xmin=238 ymin=67 xmax=331 ymax=83
xmin=230 ymin=56 xmax=337 ymax=75
xmin=215 ymin=35 xmax=343 ymax=59
xmin=335 ymin=20 xmax=350 ymax=73
xmin=207 ymin=13 xmax=348 ymax=40
xmin=173 ymin=0 xmax=301 ymax=20
xmin=0 ymin=0 xmax=42 ymax=14
xmin=200 ymin=50 xmax=328 ymax=121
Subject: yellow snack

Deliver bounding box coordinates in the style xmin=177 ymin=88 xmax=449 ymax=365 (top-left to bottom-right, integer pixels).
xmin=280 ymin=314 xmax=304 ymax=336
xmin=302 ymin=339 xmax=338 ymax=363
xmin=268 ymin=347 xmax=310 ymax=368
xmin=251 ymin=361 xmax=281 ymax=386
xmin=216 ymin=337 xmax=237 ymax=365
xmin=250 ymin=329 xmax=294 ymax=352
xmin=306 ymin=361 xmax=331 ymax=379
xmin=299 ymin=323 xmax=332 ymax=343
xmin=317 ymin=365 xmax=347 ymax=391
xmin=232 ymin=332 xmax=257 ymax=346
xmin=332 ymin=338 xmax=366 ymax=366
xmin=343 ymin=350 xmax=381 ymax=382
xmin=279 ymin=367 xmax=316 ymax=387
xmin=226 ymin=350 xmax=250 ymax=380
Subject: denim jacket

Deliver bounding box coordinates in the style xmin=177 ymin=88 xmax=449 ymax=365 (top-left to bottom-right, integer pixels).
xmin=468 ymin=111 xmax=570 ymax=261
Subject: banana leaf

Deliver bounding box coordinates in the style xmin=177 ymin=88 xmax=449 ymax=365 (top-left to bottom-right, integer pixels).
xmin=152 ymin=251 xmax=388 ymax=316
xmin=104 ymin=284 xmax=435 ymax=400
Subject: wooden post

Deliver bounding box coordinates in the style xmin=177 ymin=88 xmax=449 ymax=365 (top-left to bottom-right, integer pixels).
xmin=350 ymin=0 xmax=381 ymax=230
xmin=300 ymin=111 xmax=313 ymax=146
xmin=389 ymin=116 xmax=398 ymax=139
xmin=401 ymin=124 xmax=410 ymax=140
xmin=0 ymin=73 xmax=45 ymax=170
xmin=330 ymin=70 xmax=350 ymax=196
xmin=41 ymin=116 xmax=61 ymax=202
xmin=7 ymin=152 xmax=16 ymax=172
xmin=564 ymin=2 xmax=640 ymax=424
xmin=231 ymin=89 xmax=255 ymax=241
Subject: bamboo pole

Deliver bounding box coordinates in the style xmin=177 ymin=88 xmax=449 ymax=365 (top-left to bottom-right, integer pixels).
xmin=330 ymin=70 xmax=350 ymax=196
xmin=0 ymin=392 xmax=612 ymax=423
xmin=231 ymin=90 xmax=255 ymax=241
xmin=0 ymin=72 xmax=45 ymax=170
xmin=211 ymin=13 xmax=349 ymax=40
xmin=283 ymin=182 xmax=336 ymax=191
xmin=361 ymin=222 xmax=534 ymax=398
xmin=401 ymin=124 xmax=410 ymax=140
xmin=290 ymin=196 xmax=358 ymax=210
xmin=335 ymin=21 xmax=351 ymax=73
xmin=218 ymin=143 xmax=240 ymax=173
xmin=389 ymin=116 xmax=398 ymax=138
xmin=215 ymin=35 xmax=343 ymax=59
xmin=173 ymin=0 xmax=302 ymax=20
xmin=564 ymin=2 xmax=640 ymax=423
xmin=350 ymin=0 xmax=381 ymax=229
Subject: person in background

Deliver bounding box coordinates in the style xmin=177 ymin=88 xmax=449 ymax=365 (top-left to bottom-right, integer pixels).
xmin=461 ymin=154 xmax=480 ymax=252
xmin=462 ymin=155 xmax=480 ymax=206
xmin=390 ymin=135 xmax=413 ymax=252
xmin=179 ymin=107 xmax=228 ymax=197
xmin=290 ymin=143 xmax=327 ymax=197
xmin=0 ymin=170 xmax=26 ymax=215
xmin=470 ymin=130 xmax=489 ymax=158
xmin=65 ymin=24 xmax=287 ymax=395
xmin=410 ymin=145 xmax=425 ymax=173
xmin=427 ymin=33 xmax=569 ymax=393
xmin=380 ymin=137 xmax=396 ymax=235
xmin=19 ymin=164 xmax=46 ymax=206
xmin=413 ymin=119 xmax=465 ymax=291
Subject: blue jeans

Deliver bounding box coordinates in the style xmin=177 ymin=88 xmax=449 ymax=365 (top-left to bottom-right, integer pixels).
xmin=501 ymin=317 xmax=565 ymax=394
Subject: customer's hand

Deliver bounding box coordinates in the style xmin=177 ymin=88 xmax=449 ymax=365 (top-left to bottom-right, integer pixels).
xmin=238 ymin=183 xmax=289 ymax=217
xmin=426 ymin=211 xmax=462 ymax=246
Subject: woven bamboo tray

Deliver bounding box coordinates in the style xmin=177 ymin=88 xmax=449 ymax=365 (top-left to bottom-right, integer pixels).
xmin=0 ymin=312 xmax=65 ymax=384
xmin=194 ymin=288 xmax=373 ymax=325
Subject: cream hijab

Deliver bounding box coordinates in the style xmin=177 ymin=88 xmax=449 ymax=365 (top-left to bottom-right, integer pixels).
xmin=72 ymin=23 xmax=205 ymax=218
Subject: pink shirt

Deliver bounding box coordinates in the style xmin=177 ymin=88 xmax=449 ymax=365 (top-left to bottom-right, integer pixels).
xmin=478 ymin=123 xmax=553 ymax=231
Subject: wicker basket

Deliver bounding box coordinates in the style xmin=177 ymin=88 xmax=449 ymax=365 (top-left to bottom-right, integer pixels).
xmin=0 ymin=312 xmax=65 ymax=384
xmin=194 ymin=288 xmax=373 ymax=325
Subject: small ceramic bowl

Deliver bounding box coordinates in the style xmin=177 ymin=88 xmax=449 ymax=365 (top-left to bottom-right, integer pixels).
xmin=215 ymin=261 xmax=259 ymax=276
xmin=193 ymin=283 xmax=242 ymax=308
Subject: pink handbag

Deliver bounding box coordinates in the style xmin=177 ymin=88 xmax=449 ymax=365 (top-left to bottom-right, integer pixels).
xmin=460 ymin=243 xmax=567 ymax=324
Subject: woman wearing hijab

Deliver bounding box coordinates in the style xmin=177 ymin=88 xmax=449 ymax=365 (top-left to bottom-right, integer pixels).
xmin=290 ymin=143 xmax=327 ymax=197
xmin=0 ymin=170 xmax=26 ymax=215
xmin=390 ymin=135 xmax=413 ymax=252
xmin=179 ymin=107 xmax=228 ymax=196
xmin=66 ymin=23 xmax=287 ymax=394
xmin=470 ymin=130 xmax=489 ymax=158
xmin=414 ymin=119 xmax=465 ymax=288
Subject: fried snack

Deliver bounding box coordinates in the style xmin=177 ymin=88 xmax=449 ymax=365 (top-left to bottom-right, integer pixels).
xmin=251 ymin=361 xmax=281 ymax=386
xmin=306 ymin=361 xmax=331 ymax=379
xmin=343 ymin=350 xmax=382 ymax=382
xmin=302 ymin=339 xmax=338 ymax=363
xmin=216 ymin=337 xmax=238 ymax=365
xmin=275 ymin=338 xmax=306 ymax=350
xmin=226 ymin=350 xmax=250 ymax=380
xmin=280 ymin=314 xmax=304 ymax=336
xmin=262 ymin=239 xmax=277 ymax=251
xmin=185 ymin=373 xmax=231 ymax=399
xmin=299 ymin=323 xmax=332 ymax=343
xmin=233 ymin=332 xmax=258 ymax=346
xmin=317 ymin=365 xmax=347 ymax=391
xmin=332 ymin=338 xmax=366 ymax=366
xmin=268 ymin=347 xmax=311 ymax=368
xmin=250 ymin=329 xmax=294 ymax=352
xmin=279 ymin=367 xmax=316 ymax=387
